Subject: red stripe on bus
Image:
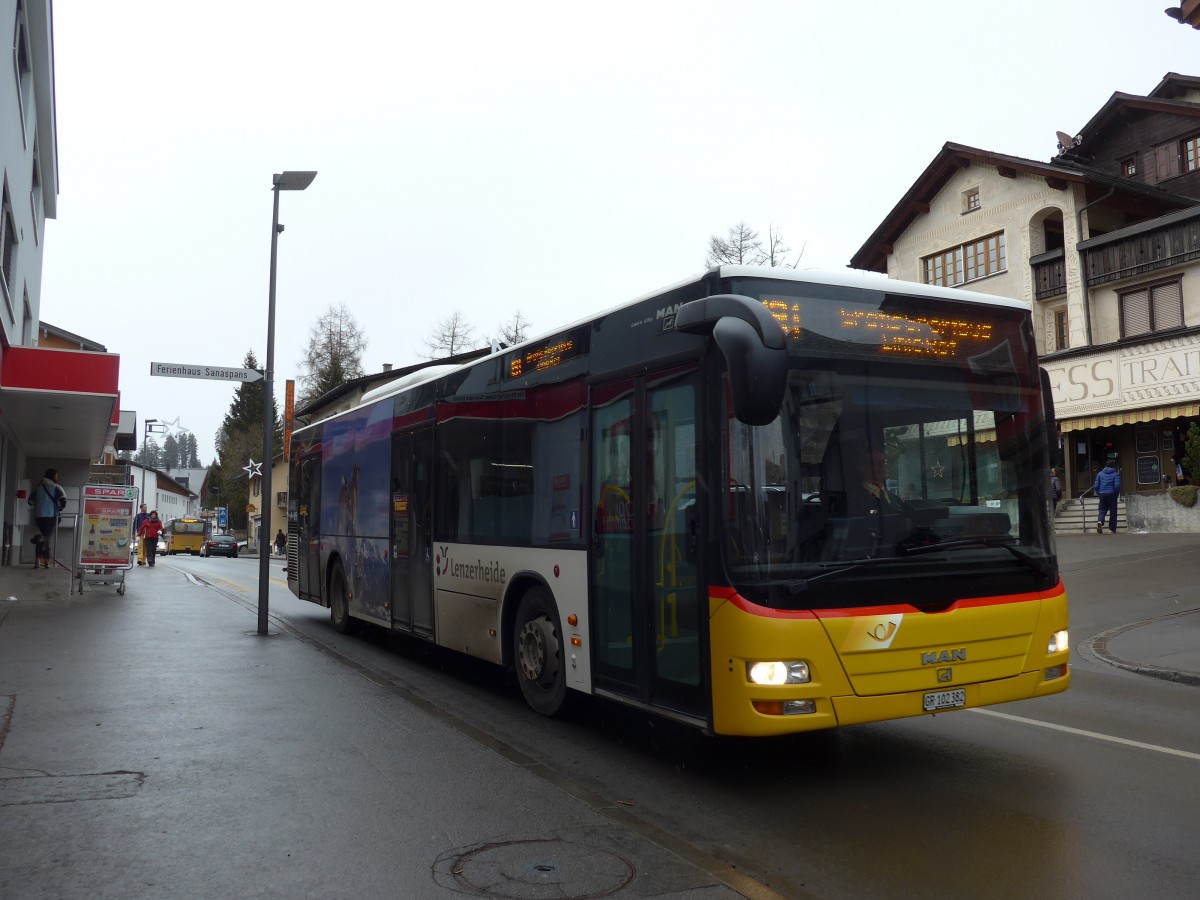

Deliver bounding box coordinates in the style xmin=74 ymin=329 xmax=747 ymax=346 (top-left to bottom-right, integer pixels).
xmin=718 ymin=579 xmax=1064 ymax=620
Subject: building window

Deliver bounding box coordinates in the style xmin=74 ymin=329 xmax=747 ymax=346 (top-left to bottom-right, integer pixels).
xmin=1053 ymin=309 xmax=1068 ymax=351
xmin=13 ymin=3 xmax=33 ymax=133
xmin=29 ymin=147 xmax=42 ymax=245
xmin=963 ymin=188 xmax=980 ymax=213
xmin=1185 ymin=134 xmax=1200 ymax=173
xmin=923 ymin=232 xmax=1006 ymax=287
xmin=1 ymin=183 xmax=17 ymax=305
xmin=1122 ymin=157 xmax=1138 ymax=177
xmin=1120 ymin=278 xmax=1184 ymax=338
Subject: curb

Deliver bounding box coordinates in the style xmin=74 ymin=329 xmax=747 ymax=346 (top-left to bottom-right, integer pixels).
xmin=1086 ymin=608 xmax=1200 ymax=687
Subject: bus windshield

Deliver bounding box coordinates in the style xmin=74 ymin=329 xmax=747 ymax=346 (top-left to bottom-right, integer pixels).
xmin=722 ymin=282 xmax=1055 ymax=610
xmin=170 ymin=519 xmax=206 ymax=534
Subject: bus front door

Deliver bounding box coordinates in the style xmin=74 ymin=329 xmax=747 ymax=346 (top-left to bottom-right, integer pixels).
xmin=591 ymin=370 xmax=704 ymax=718
xmin=391 ymin=428 xmax=434 ymax=638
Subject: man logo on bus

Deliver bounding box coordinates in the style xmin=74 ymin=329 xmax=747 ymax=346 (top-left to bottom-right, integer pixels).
xmin=437 ymin=546 xmax=450 ymax=576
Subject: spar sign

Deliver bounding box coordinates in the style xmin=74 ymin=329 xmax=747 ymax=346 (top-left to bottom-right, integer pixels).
xmin=78 ymin=484 xmax=138 ymax=567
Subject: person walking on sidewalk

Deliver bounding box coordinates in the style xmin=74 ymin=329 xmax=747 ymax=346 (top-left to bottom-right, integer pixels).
xmin=133 ymin=503 xmax=150 ymax=565
xmin=28 ymin=468 xmax=67 ymax=568
xmin=138 ymin=510 xmax=165 ymax=567
xmin=1094 ymin=463 xmax=1122 ymax=534
xmin=274 ymin=529 xmax=286 ymax=557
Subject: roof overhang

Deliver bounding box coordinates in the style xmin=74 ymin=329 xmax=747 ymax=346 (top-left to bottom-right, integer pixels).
xmin=850 ymin=142 xmax=1196 ymax=273
xmin=0 ymin=346 xmax=120 ymax=460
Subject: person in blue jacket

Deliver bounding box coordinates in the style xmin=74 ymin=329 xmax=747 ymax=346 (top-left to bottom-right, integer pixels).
xmin=1094 ymin=463 xmax=1122 ymax=534
xmin=28 ymin=468 xmax=67 ymax=568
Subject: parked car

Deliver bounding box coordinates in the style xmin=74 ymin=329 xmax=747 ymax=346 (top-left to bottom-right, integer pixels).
xmin=200 ymin=534 xmax=239 ymax=558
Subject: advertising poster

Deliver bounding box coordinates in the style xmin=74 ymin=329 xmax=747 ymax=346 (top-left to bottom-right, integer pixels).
xmin=79 ymin=484 xmax=138 ymax=567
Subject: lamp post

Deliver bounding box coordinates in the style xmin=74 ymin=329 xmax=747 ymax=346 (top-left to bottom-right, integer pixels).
xmin=141 ymin=418 xmax=166 ymax=507
xmin=258 ymin=170 xmax=317 ymax=636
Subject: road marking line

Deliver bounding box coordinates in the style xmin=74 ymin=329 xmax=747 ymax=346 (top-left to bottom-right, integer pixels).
xmin=970 ymin=708 xmax=1200 ymax=761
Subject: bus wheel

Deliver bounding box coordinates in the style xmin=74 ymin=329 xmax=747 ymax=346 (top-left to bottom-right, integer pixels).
xmin=514 ymin=587 xmax=568 ymax=716
xmin=329 ymin=562 xmax=351 ymax=634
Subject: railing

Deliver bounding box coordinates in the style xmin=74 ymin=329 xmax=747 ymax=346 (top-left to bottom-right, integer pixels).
xmin=1076 ymin=486 xmax=1095 ymax=534
xmin=1084 ymin=216 xmax=1200 ymax=287
xmin=1031 ymin=249 xmax=1067 ymax=301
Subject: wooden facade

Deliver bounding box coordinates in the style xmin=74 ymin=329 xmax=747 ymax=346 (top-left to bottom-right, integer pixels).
xmin=1083 ymin=212 xmax=1200 ymax=287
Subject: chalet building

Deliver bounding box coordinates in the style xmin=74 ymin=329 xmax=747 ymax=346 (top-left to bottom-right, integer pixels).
xmin=852 ymin=72 xmax=1200 ymax=523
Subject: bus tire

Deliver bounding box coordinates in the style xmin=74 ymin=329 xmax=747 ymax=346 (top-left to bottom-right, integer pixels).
xmin=329 ymin=561 xmax=351 ymax=634
xmin=514 ymin=586 xmax=569 ymax=716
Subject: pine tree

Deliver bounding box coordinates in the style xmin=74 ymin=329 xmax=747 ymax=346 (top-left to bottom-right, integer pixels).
xmin=211 ymin=350 xmax=280 ymax=531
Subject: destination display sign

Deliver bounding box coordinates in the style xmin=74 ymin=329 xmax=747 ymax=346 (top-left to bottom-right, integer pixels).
xmin=760 ymin=295 xmax=1011 ymax=364
xmin=150 ymin=362 xmax=264 ymax=382
xmin=502 ymin=325 xmax=590 ymax=380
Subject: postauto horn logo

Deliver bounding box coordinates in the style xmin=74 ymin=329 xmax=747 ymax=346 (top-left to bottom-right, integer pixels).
xmin=436 ymin=546 xmax=506 ymax=585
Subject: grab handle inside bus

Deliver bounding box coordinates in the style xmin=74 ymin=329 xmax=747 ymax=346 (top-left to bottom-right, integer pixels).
xmin=1040 ymin=366 xmax=1060 ymax=468
xmin=675 ymin=293 xmax=788 ymax=426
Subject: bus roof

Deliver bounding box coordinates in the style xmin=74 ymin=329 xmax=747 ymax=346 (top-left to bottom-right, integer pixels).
xmin=297 ymin=267 xmax=1031 ymax=432
xmin=714 ymin=266 xmax=1032 ymax=311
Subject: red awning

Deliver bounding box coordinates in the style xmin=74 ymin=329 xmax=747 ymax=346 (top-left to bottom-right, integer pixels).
xmin=0 ymin=345 xmax=120 ymax=460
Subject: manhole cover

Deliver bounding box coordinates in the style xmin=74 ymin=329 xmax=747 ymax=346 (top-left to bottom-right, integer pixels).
xmin=436 ymin=838 xmax=635 ymax=898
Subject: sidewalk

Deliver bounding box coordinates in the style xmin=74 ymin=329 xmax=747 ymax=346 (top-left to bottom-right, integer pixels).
xmin=1055 ymin=531 xmax=1200 ymax=686
xmin=0 ymin=564 xmax=770 ymax=900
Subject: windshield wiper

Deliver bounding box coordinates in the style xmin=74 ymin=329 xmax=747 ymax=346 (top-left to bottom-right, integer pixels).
xmin=782 ymin=557 xmax=899 ymax=596
xmin=900 ymin=537 xmax=1054 ymax=577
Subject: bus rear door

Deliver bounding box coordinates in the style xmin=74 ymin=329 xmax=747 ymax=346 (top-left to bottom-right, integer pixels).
xmin=390 ymin=427 xmax=434 ymax=637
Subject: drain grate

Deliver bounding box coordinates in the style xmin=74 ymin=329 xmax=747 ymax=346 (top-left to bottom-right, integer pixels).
xmin=435 ymin=838 xmax=635 ymax=898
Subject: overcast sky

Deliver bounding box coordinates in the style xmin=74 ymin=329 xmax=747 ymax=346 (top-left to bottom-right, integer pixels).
xmin=41 ymin=1 xmax=1199 ymax=467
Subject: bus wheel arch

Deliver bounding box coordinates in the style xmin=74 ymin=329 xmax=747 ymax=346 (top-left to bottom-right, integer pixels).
xmin=327 ymin=555 xmax=351 ymax=633
xmin=511 ymin=582 xmax=570 ymax=716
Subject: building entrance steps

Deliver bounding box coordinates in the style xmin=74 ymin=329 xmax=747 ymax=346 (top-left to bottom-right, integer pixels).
xmin=1054 ymin=496 xmax=1127 ymax=535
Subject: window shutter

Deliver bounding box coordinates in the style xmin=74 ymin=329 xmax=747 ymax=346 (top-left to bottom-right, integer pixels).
xmin=1122 ymin=288 xmax=1151 ymax=336
xmin=1152 ymin=281 xmax=1183 ymax=330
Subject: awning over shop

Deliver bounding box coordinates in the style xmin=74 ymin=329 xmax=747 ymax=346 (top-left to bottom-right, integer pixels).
xmin=0 ymin=345 xmax=121 ymax=460
xmin=1057 ymin=403 xmax=1200 ymax=433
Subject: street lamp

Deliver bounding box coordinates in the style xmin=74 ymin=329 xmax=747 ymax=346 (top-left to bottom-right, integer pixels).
xmin=258 ymin=170 xmax=317 ymax=636
xmin=141 ymin=418 xmax=166 ymax=508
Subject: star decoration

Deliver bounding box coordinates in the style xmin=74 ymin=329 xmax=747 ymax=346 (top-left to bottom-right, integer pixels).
xmin=161 ymin=415 xmax=187 ymax=433
xmin=243 ymin=459 xmax=263 ymax=478
xmin=930 ymin=460 xmax=946 ymax=479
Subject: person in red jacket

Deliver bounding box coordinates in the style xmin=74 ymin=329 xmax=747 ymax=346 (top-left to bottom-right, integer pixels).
xmin=138 ymin=510 xmax=165 ymax=567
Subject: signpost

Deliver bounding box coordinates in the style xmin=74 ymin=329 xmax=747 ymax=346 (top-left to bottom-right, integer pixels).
xmin=150 ymin=362 xmax=263 ymax=383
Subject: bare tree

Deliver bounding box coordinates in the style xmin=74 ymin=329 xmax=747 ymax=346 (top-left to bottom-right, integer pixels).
xmin=422 ymin=310 xmax=479 ymax=359
xmin=705 ymin=221 xmax=806 ymax=269
xmin=763 ymin=224 xmax=806 ymax=269
xmin=497 ymin=311 xmax=532 ymax=348
xmin=298 ymin=303 xmax=368 ymax=406
xmin=705 ymin=221 xmax=764 ymax=268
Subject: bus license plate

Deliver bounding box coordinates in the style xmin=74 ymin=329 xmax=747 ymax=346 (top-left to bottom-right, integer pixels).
xmin=923 ymin=689 xmax=966 ymax=711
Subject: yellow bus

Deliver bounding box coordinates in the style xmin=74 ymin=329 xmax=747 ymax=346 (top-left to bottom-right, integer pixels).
xmin=288 ymin=267 xmax=1069 ymax=736
xmin=164 ymin=517 xmax=207 ymax=555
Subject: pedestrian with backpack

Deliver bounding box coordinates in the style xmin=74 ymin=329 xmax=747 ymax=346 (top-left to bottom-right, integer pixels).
xmin=28 ymin=468 xmax=67 ymax=568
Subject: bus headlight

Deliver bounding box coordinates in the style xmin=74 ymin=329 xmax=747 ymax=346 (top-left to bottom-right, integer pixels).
xmin=747 ymin=661 xmax=811 ymax=685
xmin=1047 ymin=630 xmax=1069 ymax=654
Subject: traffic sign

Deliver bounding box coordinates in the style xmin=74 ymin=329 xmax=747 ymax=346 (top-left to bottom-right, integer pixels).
xmin=150 ymin=362 xmax=264 ymax=383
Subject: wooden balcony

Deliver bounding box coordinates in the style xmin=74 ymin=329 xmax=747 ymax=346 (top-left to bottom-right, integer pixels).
xmin=1082 ymin=210 xmax=1200 ymax=287
xmin=1031 ymin=249 xmax=1066 ymax=300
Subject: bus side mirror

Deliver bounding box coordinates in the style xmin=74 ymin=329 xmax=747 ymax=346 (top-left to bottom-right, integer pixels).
xmin=676 ymin=294 xmax=788 ymax=427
